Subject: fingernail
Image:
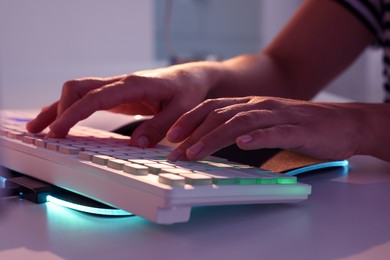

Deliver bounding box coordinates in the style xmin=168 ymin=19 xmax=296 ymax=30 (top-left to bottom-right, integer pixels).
xmin=47 ymin=123 xmax=58 ymax=138
xmin=167 ymin=149 xmax=185 ymax=161
xmin=187 ymin=142 xmax=204 ymax=157
xmin=45 ymin=130 xmax=56 ymax=139
xmin=166 ymin=127 xmax=182 ymax=142
xmin=49 ymin=121 xmax=58 ymax=132
xmin=238 ymin=135 xmax=253 ymax=144
xmin=137 ymin=136 xmax=149 ymax=148
xmin=25 ymin=120 xmax=34 ymax=132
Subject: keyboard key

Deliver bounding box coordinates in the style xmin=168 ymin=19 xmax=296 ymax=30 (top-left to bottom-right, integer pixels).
xmin=79 ymin=151 xmax=97 ymax=161
xmin=107 ymin=159 xmax=129 ymax=170
xmin=198 ymin=171 xmax=236 ymax=185
xmin=92 ymin=155 xmax=114 ymax=165
xmin=179 ymin=172 xmax=213 ymax=185
xmin=198 ymin=168 xmax=258 ymax=185
xmin=22 ymin=136 xmax=35 ymax=144
xmin=59 ymin=145 xmax=81 ymax=155
xmin=144 ymin=163 xmax=175 ymax=174
xmin=7 ymin=131 xmax=24 ymax=140
xmin=129 ymin=159 xmax=154 ymax=165
xmin=241 ymin=168 xmax=297 ymax=184
xmin=158 ymin=173 xmax=185 ymax=186
xmin=46 ymin=142 xmax=60 ymax=151
xmin=123 ymin=163 xmax=149 ymax=175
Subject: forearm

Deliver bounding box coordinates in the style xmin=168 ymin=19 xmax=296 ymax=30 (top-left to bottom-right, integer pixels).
xmin=167 ymin=53 xmax=304 ymax=101
xmin=206 ymin=0 xmax=374 ymax=101
xmin=208 ymin=53 xmax=314 ymax=100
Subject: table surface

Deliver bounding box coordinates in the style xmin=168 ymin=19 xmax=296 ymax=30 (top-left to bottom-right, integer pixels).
xmin=1 ymin=155 xmax=390 ymax=260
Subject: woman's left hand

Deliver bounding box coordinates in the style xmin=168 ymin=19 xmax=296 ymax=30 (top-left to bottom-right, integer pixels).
xmin=166 ymin=96 xmax=367 ymax=161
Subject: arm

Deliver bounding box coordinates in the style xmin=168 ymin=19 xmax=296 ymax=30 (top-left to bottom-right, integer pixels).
xmin=28 ymin=0 xmax=387 ymax=162
xmin=166 ymin=0 xmax=390 ymax=163
xmin=207 ymin=0 xmax=373 ymax=100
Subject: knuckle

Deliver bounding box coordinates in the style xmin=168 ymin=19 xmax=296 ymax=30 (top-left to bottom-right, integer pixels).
xmin=262 ymin=99 xmax=280 ymax=108
xmin=196 ymin=98 xmax=234 ymax=115
xmin=62 ymin=80 xmax=79 ymax=94
xmin=202 ymin=98 xmax=217 ymax=108
xmin=84 ymin=89 xmax=107 ymax=110
xmin=122 ymin=74 xmax=146 ymax=85
xmin=274 ymin=125 xmax=291 ymax=136
xmin=175 ymin=69 xmax=192 ymax=82
xmin=207 ymin=108 xmax=228 ymax=122
xmin=202 ymin=98 xmax=228 ymax=107
xmin=231 ymin=111 xmax=257 ymax=125
xmin=253 ymin=98 xmax=284 ymax=109
xmin=83 ymin=88 xmax=101 ymax=100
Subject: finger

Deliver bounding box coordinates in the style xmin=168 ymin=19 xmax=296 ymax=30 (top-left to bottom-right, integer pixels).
xmin=49 ymin=76 xmax=172 ymax=137
xmin=183 ymin=109 xmax=281 ymax=160
xmin=167 ymin=99 xmax=254 ymax=160
xmin=26 ymin=102 xmax=59 ymax=133
xmin=49 ymin=80 xmax=130 ymax=137
xmin=129 ymin=99 xmax=188 ymax=148
xmin=236 ymin=125 xmax=303 ymax=151
xmin=169 ymin=107 xmax=274 ymax=161
xmin=57 ymin=76 xmax=125 ymax=117
xmin=26 ymin=76 xmax=126 ymax=135
xmin=166 ymin=97 xmax=249 ymax=143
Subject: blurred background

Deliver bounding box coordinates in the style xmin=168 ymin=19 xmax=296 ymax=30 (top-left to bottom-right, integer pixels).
xmin=0 ymin=0 xmax=383 ymax=109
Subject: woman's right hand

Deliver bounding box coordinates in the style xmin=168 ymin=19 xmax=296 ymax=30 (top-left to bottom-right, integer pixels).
xmin=26 ymin=62 xmax=221 ymax=148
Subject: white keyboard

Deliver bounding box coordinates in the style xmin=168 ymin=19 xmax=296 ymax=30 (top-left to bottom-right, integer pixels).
xmin=0 ymin=110 xmax=311 ymax=224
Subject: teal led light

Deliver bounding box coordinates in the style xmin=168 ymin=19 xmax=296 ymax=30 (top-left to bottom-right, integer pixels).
xmin=285 ymin=160 xmax=349 ymax=176
xmin=46 ymin=195 xmax=133 ymax=216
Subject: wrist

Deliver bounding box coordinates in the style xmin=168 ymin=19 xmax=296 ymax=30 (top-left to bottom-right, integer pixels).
xmin=355 ymin=103 xmax=390 ymax=161
xmin=171 ymin=60 xmax=227 ymax=99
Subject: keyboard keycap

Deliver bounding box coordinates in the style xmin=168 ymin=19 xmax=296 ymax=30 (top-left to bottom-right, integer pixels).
xmin=123 ymin=163 xmax=149 ymax=175
xmin=92 ymin=155 xmax=114 ymax=165
xmin=107 ymin=159 xmax=129 ymax=170
xmin=158 ymin=173 xmax=185 ymax=186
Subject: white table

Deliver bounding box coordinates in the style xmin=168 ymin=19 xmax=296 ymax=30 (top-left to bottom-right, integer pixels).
xmin=1 ymin=80 xmax=388 ymax=259
xmin=1 ymin=155 xmax=390 ymax=260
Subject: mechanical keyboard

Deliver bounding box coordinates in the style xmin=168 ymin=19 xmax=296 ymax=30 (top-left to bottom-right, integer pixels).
xmin=0 ymin=110 xmax=311 ymax=224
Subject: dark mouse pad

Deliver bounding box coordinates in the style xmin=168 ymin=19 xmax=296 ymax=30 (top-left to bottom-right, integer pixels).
xmin=213 ymin=144 xmax=348 ymax=176
xmin=260 ymin=150 xmax=348 ymax=175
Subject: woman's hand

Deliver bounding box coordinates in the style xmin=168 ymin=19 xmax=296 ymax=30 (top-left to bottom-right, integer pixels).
xmin=26 ymin=62 xmax=222 ymax=148
xmin=167 ymin=96 xmax=378 ymax=161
